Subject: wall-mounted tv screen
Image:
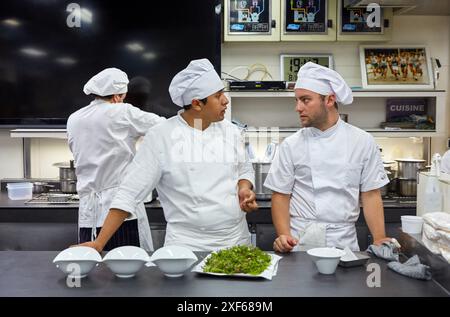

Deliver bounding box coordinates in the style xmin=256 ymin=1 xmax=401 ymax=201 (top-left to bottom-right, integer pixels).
xmin=0 ymin=0 xmax=222 ymax=127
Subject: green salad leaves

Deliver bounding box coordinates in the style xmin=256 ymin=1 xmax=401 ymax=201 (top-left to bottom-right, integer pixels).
xmin=203 ymin=245 xmax=271 ymax=275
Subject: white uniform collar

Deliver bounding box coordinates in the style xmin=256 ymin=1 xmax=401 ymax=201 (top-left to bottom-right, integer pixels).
xmin=308 ymin=117 xmax=342 ymax=138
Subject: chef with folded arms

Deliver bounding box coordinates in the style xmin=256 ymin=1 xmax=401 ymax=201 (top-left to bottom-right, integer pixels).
xmin=68 ymin=68 xmax=165 ymax=251
xmin=78 ymin=58 xmax=258 ymax=252
xmin=264 ymin=62 xmax=393 ymax=252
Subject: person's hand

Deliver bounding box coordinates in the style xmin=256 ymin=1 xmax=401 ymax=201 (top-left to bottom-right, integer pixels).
xmin=273 ymin=234 xmax=298 ymax=253
xmin=238 ymin=188 xmax=259 ymax=212
xmin=373 ymin=237 xmax=395 ymax=247
xmin=70 ymin=241 xmax=103 ymax=253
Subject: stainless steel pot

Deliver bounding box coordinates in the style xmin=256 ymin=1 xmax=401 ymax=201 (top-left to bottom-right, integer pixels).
xmin=58 ymin=160 xmax=77 ymax=181
xmin=32 ymin=182 xmax=54 ymax=194
xmin=253 ymin=162 xmax=272 ymax=200
xmin=398 ymin=179 xmax=417 ymax=197
xmin=60 ymin=180 xmax=77 ymax=194
xmin=396 ymin=159 xmax=425 ymax=180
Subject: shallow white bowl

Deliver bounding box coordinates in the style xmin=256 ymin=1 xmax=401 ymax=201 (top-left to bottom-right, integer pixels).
xmin=307 ymin=247 xmax=346 ymax=275
xmin=149 ymin=245 xmax=198 ymax=277
xmin=53 ymin=246 xmax=102 ymax=278
xmin=103 ymin=246 xmax=150 ymax=278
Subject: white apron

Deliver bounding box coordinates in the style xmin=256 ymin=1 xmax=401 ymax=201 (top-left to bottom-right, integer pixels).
xmin=78 ymin=186 xmax=153 ymax=251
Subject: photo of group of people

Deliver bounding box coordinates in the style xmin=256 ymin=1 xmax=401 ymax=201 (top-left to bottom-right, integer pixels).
xmin=362 ymin=47 xmax=431 ymax=85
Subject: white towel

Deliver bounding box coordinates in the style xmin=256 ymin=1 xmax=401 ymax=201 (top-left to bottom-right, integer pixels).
xmin=423 ymin=212 xmax=450 ymax=232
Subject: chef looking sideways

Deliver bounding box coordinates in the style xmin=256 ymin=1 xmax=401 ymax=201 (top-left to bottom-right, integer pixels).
xmin=264 ymin=62 xmax=392 ymax=252
xmin=78 ymin=58 xmax=258 ymax=252
xmin=67 ymin=68 xmax=165 ymax=251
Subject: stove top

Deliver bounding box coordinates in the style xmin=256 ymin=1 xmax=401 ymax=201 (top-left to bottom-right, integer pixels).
xmin=25 ymin=193 xmax=79 ymax=204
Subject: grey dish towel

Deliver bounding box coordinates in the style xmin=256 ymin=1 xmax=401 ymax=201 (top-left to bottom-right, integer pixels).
xmin=387 ymin=255 xmax=432 ymax=281
xmin=367 ymin=241 xmax=400 ymax=262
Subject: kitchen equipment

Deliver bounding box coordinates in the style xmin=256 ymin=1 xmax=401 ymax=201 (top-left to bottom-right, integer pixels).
xmin=56 ymin=160 xmax=77 ymax=181
xmin=7 ymin=182 xmax=33 ymax=200
xmin=32 ymin=182 xmax=55 ymax=194
xmin=53 ymin=246 xmax=101 ymax=278
xmin=339 ymin=251 xmax=370 ymax=268
xmin=103 ymin=246 xmax=150 ymax=278
xmin=398 ymin=179 xmax=417 ymax=197
xmin=149 ymin=245 xmax=198 ymax=278
xmin=401 ymin=216 xmax=424 ymax=234
xmin=60 ymin=180 xmax=77 ymax=194
xmin=253 ymin=162 xmax=272 ymax=200
xmin=417 ymin=172 xmax=450 ymax=216
xmin=54 ymin=160 xmax=77 ymax=193
xmin=396 ymin=159 xmax=426 ymax=180
xmin=306 ymin=247 xmax=345 ymax=275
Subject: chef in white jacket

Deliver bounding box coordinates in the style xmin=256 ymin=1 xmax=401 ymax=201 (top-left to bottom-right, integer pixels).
xmin=264 ymin=62 xmax=392 ymax=252
xmin=67 ymin=68 xmax=165 ymax=251
xmin=78 ymin=59 xmax=258 ymax=252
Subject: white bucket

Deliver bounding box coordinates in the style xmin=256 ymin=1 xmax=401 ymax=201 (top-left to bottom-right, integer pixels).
xmin=401 ymin=215 xmax=424 ymax=234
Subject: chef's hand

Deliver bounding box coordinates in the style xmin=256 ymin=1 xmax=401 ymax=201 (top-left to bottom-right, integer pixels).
xmin=238 ymin=188 xmax=259 ymax=212
xmin=273 ymin=234 xmax=298 ymax=253
xmin=71 ymin=241 xmax=103 ymax=253
xmin=373 ymin=237 xmax=400 ymax=248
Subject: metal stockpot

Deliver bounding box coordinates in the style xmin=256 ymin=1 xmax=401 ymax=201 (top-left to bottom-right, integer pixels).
xmin=60 ymin=180 xmax=77 ymax=194
xmin=32 ymin=182 xmax=54 ymax=194
xmin=395 ymin=159 xmax=426 ymax=180
xmin=58 ymin=160 xmax=77 ymax=181
xmin=253 ymin=162 xmax=272 ymax=200
xmin=398 ymin=179 xmax=417 ymax=197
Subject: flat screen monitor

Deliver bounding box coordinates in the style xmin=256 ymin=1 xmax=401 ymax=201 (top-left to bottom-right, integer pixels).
xmin=0 ymin=0 xmax=222 ymax=127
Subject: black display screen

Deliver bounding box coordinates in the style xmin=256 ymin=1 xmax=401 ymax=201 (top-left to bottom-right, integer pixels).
xmin=0 ymin=0 xmax=221 ymax=127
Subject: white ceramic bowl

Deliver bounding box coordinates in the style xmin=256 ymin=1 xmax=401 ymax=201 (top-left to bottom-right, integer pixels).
xmin=307 ymin=247 xmax=346 ymax=275
xmin=103 ymin=246 xmax=150 ymax=278
xmin=53 ymin=246 xmax=102 ymax=278
xmin=149 ymin=245 xmax=198 ymax=277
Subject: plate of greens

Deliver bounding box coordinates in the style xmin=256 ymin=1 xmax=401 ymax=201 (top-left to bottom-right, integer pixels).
xmin=191 ymin=245 xmax=282 ymax=280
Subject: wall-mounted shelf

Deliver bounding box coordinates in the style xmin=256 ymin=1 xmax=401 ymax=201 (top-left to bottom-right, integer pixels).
xmin=10 ymin=129 xmax=67 ymax=139
xmin=227 ymin=90 xmax=447 ymax=138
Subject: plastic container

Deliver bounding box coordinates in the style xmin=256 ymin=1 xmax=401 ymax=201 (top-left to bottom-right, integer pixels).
xmin=6 ymin=182 xmax=33 ymax=200
xmin=401 ymin=215 xmax=424 ymax=234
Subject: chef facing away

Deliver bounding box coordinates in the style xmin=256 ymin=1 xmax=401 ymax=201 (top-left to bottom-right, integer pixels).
xmin=67 ymin=68 xmax=165 ymax=251
xmin=77 ymin=58 xmax=258 ymax=252
xmin=264 ymin=62 xmax=393 ymax=252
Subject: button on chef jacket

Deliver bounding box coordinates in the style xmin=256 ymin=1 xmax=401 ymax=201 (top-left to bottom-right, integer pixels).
xmin=67 ymin=100 xmax=165 ymax=250
xmin=110 ymin=111 xmax=255 ymax=251
xmin=264 ymin=118 xmax=388 ymax=251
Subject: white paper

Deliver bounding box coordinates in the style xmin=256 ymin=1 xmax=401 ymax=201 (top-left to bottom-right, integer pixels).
xmin=340 ymin=246 xmax=358 ymax=262
xmin=191 ymin=253 xmax=282 ymax=280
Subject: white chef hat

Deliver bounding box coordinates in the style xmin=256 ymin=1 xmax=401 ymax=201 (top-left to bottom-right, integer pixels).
xmin=168 ymin=58 xmax=224 ymax=107
xmin=295 ymin=62 xmax=353 ymax=105
xmin=83 ymin=68 xmax=129 ymax=96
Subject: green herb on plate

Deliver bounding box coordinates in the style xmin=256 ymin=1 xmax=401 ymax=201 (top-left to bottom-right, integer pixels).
xmin=203 ymin=245 xmax=271 ymax=275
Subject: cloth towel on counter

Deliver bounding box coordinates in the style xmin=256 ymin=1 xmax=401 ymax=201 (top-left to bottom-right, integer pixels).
xmin=423 ymin=212 xmax=450 ymax=233
xmin=366 ymin=238 xmax=401 ymax=262
xmin=387 ymin=255 xmax=432 ymax=281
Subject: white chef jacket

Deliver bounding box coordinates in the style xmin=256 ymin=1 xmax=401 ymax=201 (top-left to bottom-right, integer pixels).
xmin=441 ymin=150 xmax=450 ymax=174
xmin=264 ymin=118 xmax=388 ymax=251
xmin=67 ymin=99 xmax=165 ymax=250
xmin=110 ymin=110 xmax=254 ymax=251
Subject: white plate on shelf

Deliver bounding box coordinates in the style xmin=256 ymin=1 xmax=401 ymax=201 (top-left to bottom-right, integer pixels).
xmin=191 ymin=253 xmax=282 ymax=280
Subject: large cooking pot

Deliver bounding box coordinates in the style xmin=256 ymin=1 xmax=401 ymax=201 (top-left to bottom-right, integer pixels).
xmin=54 ymin=160 xmax=77 ymax=193
xmin=60 ymin=180 xmax=77 ymax=194
xmin=253 ymin=162 xmax=272 ymax=200
xmin=395 ymin=159 xmax=426 ymax=180
xmin=398 ymin=179 xmax=417 ymax=197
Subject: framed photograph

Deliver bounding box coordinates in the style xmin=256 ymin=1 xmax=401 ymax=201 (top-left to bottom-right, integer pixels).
xmin=339 ymin=0 xmax=383 ymax=34
xmin=360 ymin=45 xmax=434 ymax=90
xmin=283 ymin=0 xmax=328 ymax=35
xmin=227 ymin=0 xmax=272 ymax=35
xmin=280 ymin=54 xmax=333 ymax=83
